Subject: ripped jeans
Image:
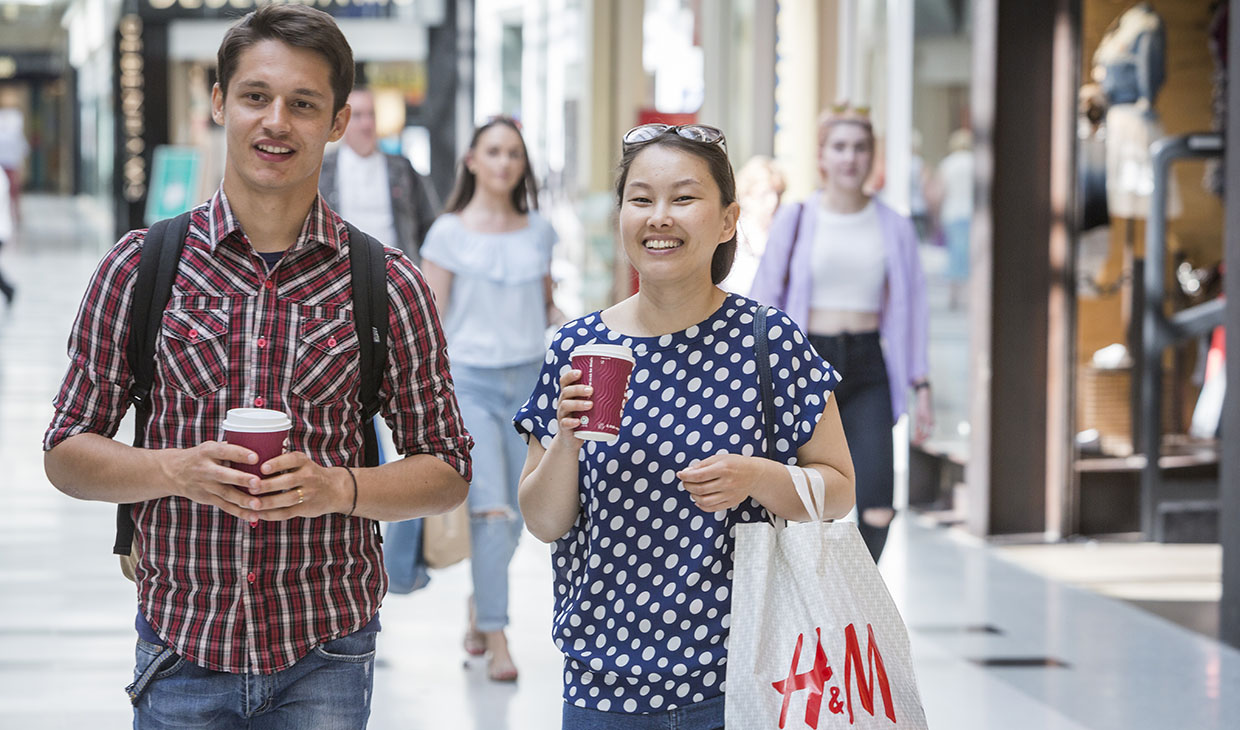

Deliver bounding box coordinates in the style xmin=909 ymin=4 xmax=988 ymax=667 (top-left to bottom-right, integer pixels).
xmin=452 ymin=359 xmax=542 ymax=632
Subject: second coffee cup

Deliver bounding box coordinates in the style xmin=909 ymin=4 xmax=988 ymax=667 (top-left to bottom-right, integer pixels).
xmin=222 ymin=407 xmax=292 ymax=481
xmin=569 ymin=344 xmax=635 ymax=443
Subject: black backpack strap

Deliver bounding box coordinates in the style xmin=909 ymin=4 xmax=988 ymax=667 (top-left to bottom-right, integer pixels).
xmin=346 ymin=223 xmax=390 ymax=469
xmin=753 ymin=305 xmax=777 ymax=461
xmin=115 ymin=212 xmax=192 ymax=556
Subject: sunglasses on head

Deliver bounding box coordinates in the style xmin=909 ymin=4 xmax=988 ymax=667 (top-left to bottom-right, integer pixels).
xmin=622 ymin=123 xmax=727 ymax=153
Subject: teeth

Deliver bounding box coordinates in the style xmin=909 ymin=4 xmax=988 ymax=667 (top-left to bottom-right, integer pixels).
xmin=644 ymin=239 xmax=682 ymax=250
xmin=257 ymin=144 xmax=292 ymax=154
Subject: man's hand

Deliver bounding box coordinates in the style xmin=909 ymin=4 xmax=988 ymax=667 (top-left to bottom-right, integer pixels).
xmin=677 ymin=454 xmax=761 ymax=513
xmin=161 ymin=441 xmax=269 ymax=520
xmin=245 ymin=451 xmax=351 ymax=521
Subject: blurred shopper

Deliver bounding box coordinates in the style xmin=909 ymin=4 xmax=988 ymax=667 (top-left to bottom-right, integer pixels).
xmin=751 ymin=103 xmax=932 ymax=563
xmin=319 ymin=87 xmax=439 ymax=262
xmin=720 ymin=154 xmax=785 ymax=295
xmin=41 ymin=7 xmax=471 ymax=727
xmin=0 ymin=109 xmax=27 ymax=228
xmin=908 ymin=129 xmax=933 ymax=242
xmin=933 ymin=127 xmax=974 ymax=308
xmin=515 ymin=123 xmax=855 ymax=727
xmin=0 ymin=165 xmax=14 ymax=306
xmin=418 ymin=115 xmax=559 ymax=683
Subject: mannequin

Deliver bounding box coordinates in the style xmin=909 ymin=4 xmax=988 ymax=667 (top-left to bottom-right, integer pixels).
xmin=1091 ymin=1 xmax=1180 ymax=220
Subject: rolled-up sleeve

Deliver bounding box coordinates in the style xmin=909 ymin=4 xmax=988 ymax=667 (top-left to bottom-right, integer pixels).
xmin=43 ymin=232 xmax=145 ymax=451
xmin=381 ymin=254 xmax=473 ymax=482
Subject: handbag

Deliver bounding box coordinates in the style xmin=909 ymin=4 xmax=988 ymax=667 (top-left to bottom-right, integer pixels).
xmin=422 ymin=502 xmax=471 ymax=569
xmin=724 ymin=306 xmax=929 ymax=728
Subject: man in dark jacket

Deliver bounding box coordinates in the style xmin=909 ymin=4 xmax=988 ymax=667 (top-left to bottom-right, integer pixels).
xmin=320 ymin=87 xmax=439 ymax=263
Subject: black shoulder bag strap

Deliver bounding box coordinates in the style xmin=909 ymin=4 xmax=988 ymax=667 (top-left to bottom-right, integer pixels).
xmin=753 ymin=305 xmax=777 ymax=462
xmin=114 ymin=212 xmax=192 ymax=556
xmin=345 ymin=223 xmax=389 ymax=470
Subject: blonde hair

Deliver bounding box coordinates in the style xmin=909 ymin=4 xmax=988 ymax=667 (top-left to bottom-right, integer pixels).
xmin=817 ymin=102 xmax=874 ymax=149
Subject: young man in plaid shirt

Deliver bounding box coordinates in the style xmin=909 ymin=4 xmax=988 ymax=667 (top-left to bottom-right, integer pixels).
xmin=42 ymin=6 xmax=471 ymax=727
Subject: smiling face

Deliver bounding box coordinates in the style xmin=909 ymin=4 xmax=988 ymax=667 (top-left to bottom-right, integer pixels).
xmin=618 ymin=144 xmax=739 ymax=288
xmin=211 ymin=38 xmax=349 ymax=204
xmin=467 ymin=123 xmax=528 ymax=199
xmin=818 ymin=122 xmax=874 ymax=193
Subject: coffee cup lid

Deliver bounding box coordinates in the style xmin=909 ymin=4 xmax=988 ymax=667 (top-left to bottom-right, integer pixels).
xmin=222 ymin=408 xmax=292 ymax=433
xmin=570 ymin=343 xmax=635 ymax=363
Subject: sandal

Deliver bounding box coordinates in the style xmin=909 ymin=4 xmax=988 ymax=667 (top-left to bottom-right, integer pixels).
xmin=464 ymin=597 xmax=486 ymax=657
xmin=487 ymin=654 xmax=519 ymax=683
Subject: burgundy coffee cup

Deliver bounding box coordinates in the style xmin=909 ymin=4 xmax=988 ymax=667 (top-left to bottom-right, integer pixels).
xmin=222 ymin=408 xmax=292 ymax=482
xmin=569 ymin=344 xmax=635 ymax=443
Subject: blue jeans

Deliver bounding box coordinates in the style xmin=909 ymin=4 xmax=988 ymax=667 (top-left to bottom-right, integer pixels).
xmin=561 ymin=695 xmax=725 ymax=729
xmin=129 ymin=632 xmax=376 ymax=729
xmin=809 ymin=332 xmax=894 ymax=561
xmin=453 ymin=359 xmax=542 ymax=632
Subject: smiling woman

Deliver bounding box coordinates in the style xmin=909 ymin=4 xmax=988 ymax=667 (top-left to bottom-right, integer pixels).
xmin=513 ymin=125 xmax=856 ymax=727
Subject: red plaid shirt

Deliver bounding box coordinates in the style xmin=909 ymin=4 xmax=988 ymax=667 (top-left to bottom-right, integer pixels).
xmin=44 ymin=189 xmax=471 ymax=674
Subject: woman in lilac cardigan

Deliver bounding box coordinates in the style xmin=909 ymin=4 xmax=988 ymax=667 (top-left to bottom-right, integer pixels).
xmin=750 ymin=104 xmax=933 ymax=561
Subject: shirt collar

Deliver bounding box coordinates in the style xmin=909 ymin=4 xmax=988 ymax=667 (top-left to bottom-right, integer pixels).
xmin=206 ymin=186 xmax=348 ymax=255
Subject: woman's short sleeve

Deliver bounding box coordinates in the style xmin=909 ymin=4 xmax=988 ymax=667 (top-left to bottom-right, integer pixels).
xmin=761 ymin=306 xmax=841 ymax=455
xmin=512 ymin=320 xmax=576 ymax=446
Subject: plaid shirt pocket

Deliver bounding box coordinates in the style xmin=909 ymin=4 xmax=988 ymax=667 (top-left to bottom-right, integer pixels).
xmin=157 ymin=309 xmax=230 ymax=398
xmin=292 ymin=317 xmax=361 ymax=405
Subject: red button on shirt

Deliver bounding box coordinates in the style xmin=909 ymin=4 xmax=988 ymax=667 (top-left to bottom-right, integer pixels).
xmin=189 ymin=329 xmax=199 ymax=340
xmin=247 ymin=572 xmax=256 ymax=584
xmin=264 ymin=280 xmax=274 ymax=290
xmin=257 ymin=337 xmax=267 ymax=349
xmin=327 ymin=337 xmax=337 ymax=348
xmin=254 ymin=396 xmax=265 ymax=407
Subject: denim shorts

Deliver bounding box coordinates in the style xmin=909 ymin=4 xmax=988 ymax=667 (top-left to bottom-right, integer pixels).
xmin=129 ymin=631 xmax=376 ymax=729
xmin=561 ymin=694 xmax=725 ymax=730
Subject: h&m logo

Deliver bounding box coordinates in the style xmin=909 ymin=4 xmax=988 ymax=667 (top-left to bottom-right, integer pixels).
xmin=769 ymin=624 xmax=897 ymax=728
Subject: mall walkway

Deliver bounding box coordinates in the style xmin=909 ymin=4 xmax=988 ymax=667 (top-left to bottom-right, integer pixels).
xmin=1 ymin=195 xmax=1236 ymax=729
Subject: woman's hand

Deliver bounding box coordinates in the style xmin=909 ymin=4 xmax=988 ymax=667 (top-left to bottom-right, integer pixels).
xmin=553 ymin=368 xmax=593 ymax=448
xmin=677 ymin=454 xmax=765 ymax=512
xmin=912 ymin=386 xmax=934 ymax=446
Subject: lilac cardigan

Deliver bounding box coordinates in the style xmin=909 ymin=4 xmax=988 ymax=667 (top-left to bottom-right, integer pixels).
xmin=749 ymin=195 xmax=929 ymax=421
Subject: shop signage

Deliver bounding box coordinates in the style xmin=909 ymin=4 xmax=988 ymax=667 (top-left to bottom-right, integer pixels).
xmin=146 ymin=0 xmax=413 ymax=9
xmin=119 ymin=14 xmax=146 ymax=202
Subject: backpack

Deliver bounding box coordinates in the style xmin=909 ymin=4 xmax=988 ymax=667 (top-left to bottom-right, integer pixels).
xmin=114 ymin=211 xmax=389 ymax=579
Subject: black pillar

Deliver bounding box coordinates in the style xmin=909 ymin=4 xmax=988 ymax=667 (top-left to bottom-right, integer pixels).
xmin=968 ymin=0 xmax=1076 ymax=536
xmin=1220 ymin=0 xmax=1240 ymax=652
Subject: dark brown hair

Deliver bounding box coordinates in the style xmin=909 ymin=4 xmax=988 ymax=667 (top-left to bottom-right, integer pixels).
xmin=615 ymin=133 xmax=738 ymax=285
xmin=444 ymin=117 xmax=539 ymax=214
xmin=216 ymin=5 xmax=354 ymax=115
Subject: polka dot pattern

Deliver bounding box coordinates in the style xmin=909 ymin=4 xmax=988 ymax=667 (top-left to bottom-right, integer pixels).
xmin=513 ymin=294 xmax=839 ymax=714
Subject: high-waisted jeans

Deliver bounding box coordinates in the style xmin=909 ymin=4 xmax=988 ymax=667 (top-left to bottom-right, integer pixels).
xmin=808 ymin=331 xmax=894 ymax=561
xmin=453 ymin=359 xmax=542 ymax=631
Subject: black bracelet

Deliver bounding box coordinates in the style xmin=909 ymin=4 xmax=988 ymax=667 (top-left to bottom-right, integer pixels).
xmin=342 ymin=466 xmax=358 ymax=518
xmin=913 ymin=380 xmax=931 ymax=391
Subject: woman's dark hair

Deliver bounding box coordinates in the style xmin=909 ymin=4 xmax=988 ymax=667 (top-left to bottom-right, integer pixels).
xmin=217 ymin=5 xmax=354 ymax=115
xmin=444 ymin=117 xmax=539 ymax=214
xmin=615 ymin=133 xmax=737 ymax=285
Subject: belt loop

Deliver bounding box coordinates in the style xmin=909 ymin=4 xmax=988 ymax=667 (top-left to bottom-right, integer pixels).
xmin=125 ymin=646 xmax=177 ymax=705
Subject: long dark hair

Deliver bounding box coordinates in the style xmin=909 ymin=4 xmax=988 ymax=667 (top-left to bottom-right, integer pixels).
xmin=444 ymin=117 xmax=539 ymax=213
xmin=615 ymin=133 xmax=738 ymax=285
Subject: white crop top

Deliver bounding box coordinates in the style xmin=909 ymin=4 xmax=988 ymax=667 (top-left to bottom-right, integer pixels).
xmin=810 ymin=201 xmax=886 ymax=312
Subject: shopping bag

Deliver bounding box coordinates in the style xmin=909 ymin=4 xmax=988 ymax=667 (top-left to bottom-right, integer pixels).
xmin=726 ymin=467 xmax=928 ymax=729
xmin=422 ymin=502 xmax=471 ymax=569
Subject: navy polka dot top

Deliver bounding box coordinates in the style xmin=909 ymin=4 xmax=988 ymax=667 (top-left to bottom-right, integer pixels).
xmin=514 ymin=294 xmax=839 ymax=714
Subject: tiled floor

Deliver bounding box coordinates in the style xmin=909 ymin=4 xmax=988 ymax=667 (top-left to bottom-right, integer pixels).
xmin=1 ymin=195 xmax=1237 ymax=729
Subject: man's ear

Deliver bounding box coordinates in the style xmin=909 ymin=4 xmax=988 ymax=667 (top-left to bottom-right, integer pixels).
xmin=329 ymin=103 xmax=352 ymax=143
xmin=211 ymin=83 xmax=225 ymax=126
